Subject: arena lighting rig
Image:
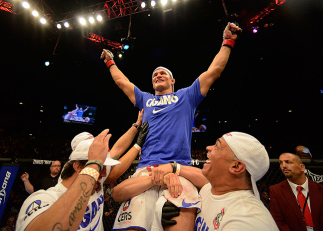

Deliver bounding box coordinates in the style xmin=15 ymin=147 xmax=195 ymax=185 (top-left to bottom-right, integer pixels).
xmin=247 ymin=0 xmax=287 ymax=33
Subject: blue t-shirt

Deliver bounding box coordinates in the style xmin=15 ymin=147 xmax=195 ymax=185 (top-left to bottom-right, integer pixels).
xmin=77 ymin=110 xmax=84 ymax=117
xmin=134 ymin=78 xmax=205 ymax=168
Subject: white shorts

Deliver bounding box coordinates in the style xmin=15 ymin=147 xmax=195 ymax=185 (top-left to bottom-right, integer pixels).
xmin=112 ymin=166 xmax=201 ymax=231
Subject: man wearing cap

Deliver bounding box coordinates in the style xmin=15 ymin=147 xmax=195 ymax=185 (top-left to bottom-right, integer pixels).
xmin=16 ymin=113 xmax=149 ymax=231
xmin=16 ymin=129 xmax=119 ymax=231
xmin=112 ymin=132 xmax=278 ymax=231
xmin=269 ymin=153 xmax=323 ymax=231
xmin=101 ymin=23 xmax=242 ymax=231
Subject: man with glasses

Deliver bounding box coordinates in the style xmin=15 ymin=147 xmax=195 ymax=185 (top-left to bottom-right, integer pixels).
xmin=21 ymin=160 xmax=62 ymax=194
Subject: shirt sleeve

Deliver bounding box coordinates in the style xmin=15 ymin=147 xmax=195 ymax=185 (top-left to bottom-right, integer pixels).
xmin=134 ymin=86 xmax=144 ymax=110
xmin=16 ymin=191 xmax=55 ymax=231
xmin=184 ymin=78 xmax=205 ymax=109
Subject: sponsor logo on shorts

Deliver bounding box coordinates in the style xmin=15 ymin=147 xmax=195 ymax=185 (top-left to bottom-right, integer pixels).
xmin=213 ymin=208 xmax=225 ymax=230
xmin=123 ymin=199 xmax=131 ymax=211
xmin=181 ymin=198 xmax=200 ymax=208
xmin=118 ymin=212 xmax=132 ymax=223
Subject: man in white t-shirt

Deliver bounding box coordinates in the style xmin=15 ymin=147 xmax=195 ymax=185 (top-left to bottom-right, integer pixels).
xmin=130 ymin=132 xmax=279 ymax=230
xmin=16 ymin=129 xmax=119 ymax=231
xmin=16 ymin=113 xmax=149 ymax=231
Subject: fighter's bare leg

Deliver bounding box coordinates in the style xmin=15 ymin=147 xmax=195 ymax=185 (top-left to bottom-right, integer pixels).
xmin=165 ymin=208 xmax=197 ymax=231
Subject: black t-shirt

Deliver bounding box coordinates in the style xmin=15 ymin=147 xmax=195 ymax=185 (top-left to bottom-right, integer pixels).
xmin=34 ymin=174 xmax=59 ymax=191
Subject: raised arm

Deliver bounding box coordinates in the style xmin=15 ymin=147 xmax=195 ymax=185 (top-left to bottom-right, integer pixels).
xmin=109 ymin=109 xmax=143 ymax=160
xmin=24 ymin=129 xmax=111 ymax=231
xmin=21 ymin=172 xmax=34 ymax=194
xmin=105 ymin=121 xmax=149 ymax=184
xmin=101 ymin=49 xmax=136 ymax=105
xmin=84 ymin=106 xmax=89 ymax=112
xmin=199 ymin=23 xmax=242 ymax=95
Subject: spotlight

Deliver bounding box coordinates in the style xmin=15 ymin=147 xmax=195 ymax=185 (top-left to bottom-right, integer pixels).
xmin=22 ymin=1 xmax=30 ymax=8
xmin=57 ymin=23 xmax=62 ymax=29
xmin=119 ymin=53 xmax=122 ymax=58
xmin=32 ymin=10 xmax=39 ymax=17
xmin=123 ymin=44 xmax=129 ymax=50
xmin=64 ymin=22 xmax=69 ymax=28
xmin=141 ymin=2 xmax=146 ymax=8
xmin=40 ymin=18 xmax=46 ymax=24
xmin=161 ymin=0 xmax=167 ymax=5
xmin=89 ymin=16 xmax=95 ymax=24
xmin=97 ymin=15 xmax=103 ymax=21
xmin=252 ymin=28 xmax=258 ymax=33
xmin=79 ymin=17 xmax=86 ymax=25
xmin=172 ymin=0 xmax=176 ymax=1
xmin=45 ymin=61 xmax=50 ymax=66
xmin=151 ymin=0 xmax=156 ymax=7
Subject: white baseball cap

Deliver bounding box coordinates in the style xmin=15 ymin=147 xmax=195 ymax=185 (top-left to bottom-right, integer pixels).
xmin=69 ymin=139 xmax=120 ymax=166
xmin=222 ymin=132 xmax=269 ymax=199
xmin=71 ymin=132 xmax=94 ymax=151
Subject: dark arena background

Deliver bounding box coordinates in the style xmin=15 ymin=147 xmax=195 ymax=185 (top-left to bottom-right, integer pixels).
xmin=0 ymin=0 xmax=323 ymax=229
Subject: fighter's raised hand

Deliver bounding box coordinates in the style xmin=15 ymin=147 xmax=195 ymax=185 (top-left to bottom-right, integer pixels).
xmin=223 ymin=22 xmax=242 ymax=41
xmin=100 ymin=49 xmax=114 ymax=63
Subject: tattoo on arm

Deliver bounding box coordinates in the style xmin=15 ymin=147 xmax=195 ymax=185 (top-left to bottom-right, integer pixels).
xmin=68 ymin=181 xmax=94 ymax=227
xmin=52 ymin=223 xmax=69 ymax=231
xmin=112 ymin=155 xmax=120 ymax=160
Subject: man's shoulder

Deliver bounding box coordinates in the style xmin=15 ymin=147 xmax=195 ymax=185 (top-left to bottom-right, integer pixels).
xmin=309 ymin=178 xmax=323 ymax=189
xmin=270 ymin=180 xmax=287 ymax=190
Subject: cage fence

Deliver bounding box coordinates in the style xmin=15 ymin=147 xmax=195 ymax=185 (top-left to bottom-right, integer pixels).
xmin=0 ymin=158 xmax=322 ymax=230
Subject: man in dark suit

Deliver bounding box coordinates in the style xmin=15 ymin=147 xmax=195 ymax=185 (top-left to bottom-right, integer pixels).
xmin=270 ymin=153 xmax=323 ymax=231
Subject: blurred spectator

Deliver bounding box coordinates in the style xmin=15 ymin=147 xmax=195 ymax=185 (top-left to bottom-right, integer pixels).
xmin=295 ymin=145 xmax=312 ymax=159
xmin=260 ymin=191 xmax=270 ymax=210
xmin=0 ymin=207 xmax=17 ymax=231
xmin=20 ymin=160 xmax=61 ymax=194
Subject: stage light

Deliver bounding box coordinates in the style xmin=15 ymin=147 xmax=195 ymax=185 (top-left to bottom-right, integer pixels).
xmin=289 ymin=110 xmax=292 ymax=112
xmin=45 ymin=61 xmax=49 ymax=66
xmin=64 ymin=22 xmax=69 ymax=28
xmin=123 ymin=44 xmax=129 ymax=50
xmin=57 ymin=23 xmax=62 ymax=29
xmin=252 ymin=28 xmax=258 ymax=33
xmin=161 ymin=0 xmax=167 ymax=5
xmin=97 ymin=14 xmax=102 ymax=21
xmin=89 ymin=16 xmax=95 ymax=24
xmin=32 ymin=10 xmax=39 ymax=17
xmin=141 ymin=2 xmax=146 ymax=8
xmin=40 ymin=110 xmax=43 ymax=112
xmin=151 ymin=0 xmax=156 ymax=7
xmin=172 ymin=0 xmax=177 ymax=1
xmin=119 ymin=53 xmax=122 ymax=58
xmin=22 ymin=2 xmax=30 ymax=8
xmin=19 ymin=102 xmax=23 ymax=104
xmin=255 ymin=119 xmax=258 ymax=121
xmin=40 ymin=18 xmax=46 ymax=24
xmin=79 ymin=17 xmax=86 ymax=25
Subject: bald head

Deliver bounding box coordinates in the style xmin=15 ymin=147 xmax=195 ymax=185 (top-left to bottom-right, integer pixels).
xmin=279 ymin=153 xmax=306 ymax=184
xmin=280 ymin=153 xmax=303 ymax=164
